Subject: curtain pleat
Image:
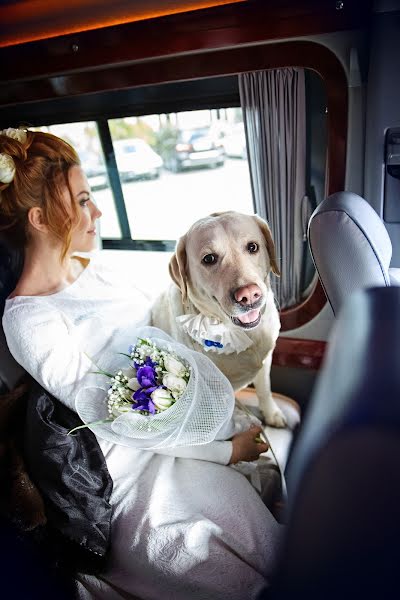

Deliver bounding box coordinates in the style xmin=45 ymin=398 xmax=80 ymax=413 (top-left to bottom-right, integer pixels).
xmin=239 ymin=68 xmax=306 ymax=309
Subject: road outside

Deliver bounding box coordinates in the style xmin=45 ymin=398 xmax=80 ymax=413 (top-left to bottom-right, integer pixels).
xmin=94 ymin=158 xmax=254 ymax=240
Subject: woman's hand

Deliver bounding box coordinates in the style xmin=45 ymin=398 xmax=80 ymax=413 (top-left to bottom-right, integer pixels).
xmin=229 ymin=425 xmax=269 ymax=464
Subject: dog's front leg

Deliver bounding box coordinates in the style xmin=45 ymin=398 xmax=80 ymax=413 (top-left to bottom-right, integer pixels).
xmin=254 ymin=351 xmax=286 ymax=428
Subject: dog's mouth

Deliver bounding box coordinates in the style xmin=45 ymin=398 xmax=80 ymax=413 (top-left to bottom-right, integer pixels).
xmin=211 ymin=295 xmax=265 ymax=330
xmin=231 ymin=308 xmax=262 ymax=329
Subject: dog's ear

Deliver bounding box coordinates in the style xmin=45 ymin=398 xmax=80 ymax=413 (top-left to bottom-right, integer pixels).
xmin=169 ymin=235 xmax=188 ymax=301
xmin=253 ymin=215 xmax=281 ymax=277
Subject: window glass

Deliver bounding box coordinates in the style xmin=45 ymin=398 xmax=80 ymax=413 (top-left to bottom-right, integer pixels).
xmin=108 ymin=107 xmax=253 ymax=240
xmin=33 ymin=122 xmax=121 ymax=239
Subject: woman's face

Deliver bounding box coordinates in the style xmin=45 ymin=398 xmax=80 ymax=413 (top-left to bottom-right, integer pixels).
xmin=68 ymin=165 xmax=102 ymax=253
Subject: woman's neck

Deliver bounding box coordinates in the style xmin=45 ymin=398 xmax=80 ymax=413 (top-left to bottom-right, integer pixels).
xmin=10 ymin=243 xmax=89 ymax=298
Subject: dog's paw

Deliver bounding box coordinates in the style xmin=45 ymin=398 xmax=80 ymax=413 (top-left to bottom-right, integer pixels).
xmin=262 ymin=405 xmax=287 ymax=428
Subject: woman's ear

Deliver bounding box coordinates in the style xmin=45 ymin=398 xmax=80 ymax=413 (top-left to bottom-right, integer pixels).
xmin=27 ymin=207 xmax=48 ymax=233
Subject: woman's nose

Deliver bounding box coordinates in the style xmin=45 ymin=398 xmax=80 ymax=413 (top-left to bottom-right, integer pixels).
xmin=91 ymin=202 xmax=102 ymax=219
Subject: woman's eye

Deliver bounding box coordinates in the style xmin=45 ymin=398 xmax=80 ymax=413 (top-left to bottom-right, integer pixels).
xmin=202 ymin=254 xmax=218 ymax=265
xmin=80 ymin=198 xmax=90 ymax=207
xmin=247 ymin=242 xmax=259 ymax=254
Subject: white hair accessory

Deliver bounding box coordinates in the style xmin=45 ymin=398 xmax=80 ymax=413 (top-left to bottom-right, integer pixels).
xmin=0 ymin=153 xmax=16 ymax=184
xmin=1 ymin=127 xmax=27 ymax=144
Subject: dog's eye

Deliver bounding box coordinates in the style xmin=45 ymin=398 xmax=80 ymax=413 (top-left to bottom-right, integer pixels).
xmin=202 ymin=254 xmax=218 ymax=265
xmin=247 ymin=242 xmax=259 ymax=254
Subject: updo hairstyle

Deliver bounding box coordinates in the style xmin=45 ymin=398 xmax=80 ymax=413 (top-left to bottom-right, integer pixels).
xmin=0 ymin=129 xmax=81 ymax=260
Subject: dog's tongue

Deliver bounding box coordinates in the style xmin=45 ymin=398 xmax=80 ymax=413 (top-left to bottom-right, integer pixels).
xmin=237 ymin=309 xmax=260 ymax=324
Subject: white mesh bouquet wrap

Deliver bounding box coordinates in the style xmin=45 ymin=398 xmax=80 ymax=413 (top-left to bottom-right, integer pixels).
xmin=75 ymin=327 xmax=236 ymax=449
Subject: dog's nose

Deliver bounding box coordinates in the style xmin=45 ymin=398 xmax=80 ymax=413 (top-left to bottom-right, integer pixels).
xmin=234 ymin=284 xmax=261 ymax=306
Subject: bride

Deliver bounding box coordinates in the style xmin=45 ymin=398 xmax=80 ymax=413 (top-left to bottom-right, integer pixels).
xmin=0 ymin=127 xmax=282 ymax=600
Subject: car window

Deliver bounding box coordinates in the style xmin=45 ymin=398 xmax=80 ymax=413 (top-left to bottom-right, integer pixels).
xmin=108 ymin=110 xmax=253 ymax=245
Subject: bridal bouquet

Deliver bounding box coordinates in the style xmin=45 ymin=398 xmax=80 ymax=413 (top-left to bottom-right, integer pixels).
xmin=105 ymin=337 xmax=191 ymax=417
xmin=74 ymin=327 xmax=236 ymax=450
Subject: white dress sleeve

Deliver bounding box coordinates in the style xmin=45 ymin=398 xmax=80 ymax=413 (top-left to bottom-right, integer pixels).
xmin=2 ymin=300 xmax=93 ymax=412
xmin=3 ymin=299 xmax=234 ymax=465
xmin=152 ymin=440 xmax=233 ymax=465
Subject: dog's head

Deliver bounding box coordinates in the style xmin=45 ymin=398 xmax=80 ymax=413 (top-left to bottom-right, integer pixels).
xmin=169 ymin=211 xmax=280 ymax=329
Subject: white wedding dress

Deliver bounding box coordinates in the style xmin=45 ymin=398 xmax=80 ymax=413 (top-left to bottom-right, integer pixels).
xmin=2 ymin=254 xmax=282 ymax=600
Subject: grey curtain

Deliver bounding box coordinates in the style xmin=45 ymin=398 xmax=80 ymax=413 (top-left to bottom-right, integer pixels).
xmin=239 ymin=68 xmax=307 ymax=309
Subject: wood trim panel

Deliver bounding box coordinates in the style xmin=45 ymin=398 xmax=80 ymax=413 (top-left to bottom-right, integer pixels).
xmin=273 ymin=337 xmax=327 ymax=370
xmin=0 ymin=40 xmax=347 ymax=110
xmin=0 ymin=1 xmax=245 ymax=48
xmin=280 ymin=277 xmax=328 ymax=331
xmin=0 ymin=0 xmax=371 ymax=83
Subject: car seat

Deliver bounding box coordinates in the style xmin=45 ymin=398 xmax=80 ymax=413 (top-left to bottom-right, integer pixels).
xmin=308 ymin=191 xmax=400 ymax=316
xmin=263 ymin=286 xmax=400 ymax=599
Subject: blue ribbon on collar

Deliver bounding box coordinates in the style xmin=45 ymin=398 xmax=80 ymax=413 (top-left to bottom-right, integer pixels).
xmin=203 ymin=339 xmax=224 ymax=348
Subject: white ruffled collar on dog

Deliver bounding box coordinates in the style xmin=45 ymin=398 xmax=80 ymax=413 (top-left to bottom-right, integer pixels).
xmin=176 ymin=313 xmax=254 ymax=354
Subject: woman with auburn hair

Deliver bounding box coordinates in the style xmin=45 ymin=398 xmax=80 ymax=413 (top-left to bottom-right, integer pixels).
xmin=0 ymin=129 xmax=81 ymax=261
xmin=0 ymin=128 xmax=281 ymax=600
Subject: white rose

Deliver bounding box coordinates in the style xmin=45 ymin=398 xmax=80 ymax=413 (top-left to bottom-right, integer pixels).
xmin=162 ymin=374 xmax=187 ymax=398
xmin=151 ymin=388 xmax=174 ymax=411
xmin=1 ymin=128 xmax=27 ymax=144
xmin=0 ymin=153 xmax=15 ymax=184
xmin=163 ymin=355 xmax=187 ymax=377
xmin=127 ymin=377 xmax=141 ymax=391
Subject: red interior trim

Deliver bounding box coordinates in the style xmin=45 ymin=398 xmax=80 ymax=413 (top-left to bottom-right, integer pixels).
xmin=0 ymin=0 xmax=371 ymax=82
xmin=0 ymin=0 xmax=245 ymax=48
xmin=273 ymin=337 xmax=326 ymax=370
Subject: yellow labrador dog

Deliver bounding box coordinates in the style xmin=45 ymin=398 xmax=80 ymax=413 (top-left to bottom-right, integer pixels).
xmin=150 ymin=211 xmax=286 ymax=427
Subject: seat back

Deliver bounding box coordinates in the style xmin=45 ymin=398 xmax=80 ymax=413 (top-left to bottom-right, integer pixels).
xmin=0 ymin=239 xmax=25 ymax=391
xmin=0 ymin=223 xmax=104 ymax=393
xmin=308 ymin=191 xmax=393 ymax=315
xmin=267 ymin=286 xmax=400 ymax=599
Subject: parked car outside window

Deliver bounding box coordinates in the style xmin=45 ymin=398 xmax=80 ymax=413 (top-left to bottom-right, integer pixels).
xmin=222 ymin=123 xmax=247 ymax=159
xmin=79 ymin=150 xmax=108 ymax=191
xmin=165 ymin=127 xmax=225 ymax=172
xmin=113 ymin=138 xmax=163 ymax=181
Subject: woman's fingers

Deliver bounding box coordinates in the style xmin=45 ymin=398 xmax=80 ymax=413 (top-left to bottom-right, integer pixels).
xmin=256 ymin=441 xmax=269 ymax=454
xmin=229 ymin=426 xmax=269 ymax=464
xmin=246 ymin=426 xmax=269 ymax=456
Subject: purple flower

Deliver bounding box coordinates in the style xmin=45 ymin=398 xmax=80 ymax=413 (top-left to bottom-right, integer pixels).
xmin=133 ymin=389 xmax=148 ymax=403
xmin=147 ymin=399 xmax=157 ymax=414
xmin=134 ymin=356 xmax=157 ymax=370
xmin=136 ymin=365 xmax=157 ymax=388
xmin=132 ymin=385 xmax=159 ymax=414
xmin=132 ymin=401 xmax=149 ymax=412
xmin=132 ymin=387 xmax=158 ymax=414
xmin=145 ymin=355 xmax=157 ymax=367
